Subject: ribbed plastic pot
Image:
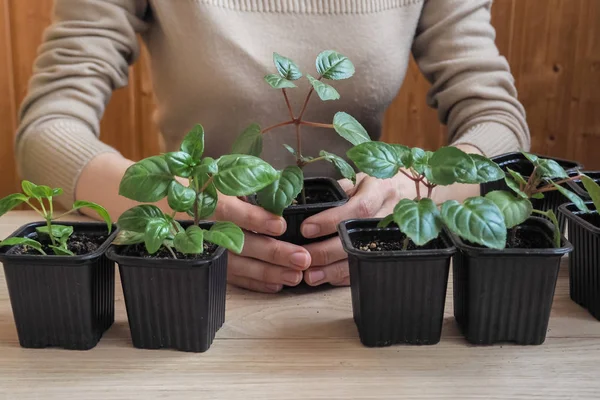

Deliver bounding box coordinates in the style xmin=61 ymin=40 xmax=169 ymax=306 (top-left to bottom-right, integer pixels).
xmin=450 ymin=217 xmax=572 ymax=345
xmin=0 ymin=222 xmax=116 ymax=350
xmin=338 ymin=219 xmax=456 ymax=347
xmin=106 ymin=222 xmax=227 ymax=353
xmin=251 ymin=177 xmax=348 ymax=246
xmin=480 ymin=152 xmax=582 ymax=233
xmin=559 ymin=202 xmax=600 ymax=321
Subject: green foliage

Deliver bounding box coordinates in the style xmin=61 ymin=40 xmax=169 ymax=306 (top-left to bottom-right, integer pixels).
xmin=485 ymin=190 xmax=532 ymax=229
xmin=319 ymin=151 xmax=356 ymax=184
xmin=0 ymin=181 xmax=111 ymax=256
xmin=581 ymin=176 xmax=600 ymax=212
xmin=392 ymin=198 xmax=442 ymax=246
xmin=232 ymin=123 xmax=263 ymax=157
xmin=315 ymin=50 xmax=355 ymax=80
xmin=346 ymin=141 xmax=402 ymax=179
xmin=426 ymin=147 xmax=477 ymax=186
xmin=307 ymin=74 xmax=340 ymax=101
xmin=264 ymin=74 xmax=296 ymax=89
xmin=273 ymin=53 xmax=302 ymax=81
xmin=181 ymin=124 xmax=205 ymax=160
xmin=167 ymin=181 xmax=196 ymax=212
xmin=203 ymin=222 xmax=244 ymax=254
xmin=257 ymin=166 xmax=304 ymax=216
xmin=119 ymin=156 xmax=173 ymax=202
xmin=213 ymin=155 xmax=279 ymax=196
xmin=174 ymin=226 xmax=204 ymax=254
xmin=333 ymin=112 xmax=371 ymax=146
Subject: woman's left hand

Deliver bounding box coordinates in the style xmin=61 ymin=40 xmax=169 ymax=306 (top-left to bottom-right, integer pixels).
xmin=300 ymin=172 xmax=412 ymax=287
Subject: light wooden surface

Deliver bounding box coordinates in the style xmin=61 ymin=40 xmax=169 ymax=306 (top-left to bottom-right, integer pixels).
xmin=1 ymin=212 xmax=600 ymax=400
xmin=2 ymin=0 xmax=600 ymax=200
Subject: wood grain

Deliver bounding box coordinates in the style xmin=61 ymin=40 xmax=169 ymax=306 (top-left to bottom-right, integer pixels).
xmin=1 ymin=211 xmax=600 ymax=399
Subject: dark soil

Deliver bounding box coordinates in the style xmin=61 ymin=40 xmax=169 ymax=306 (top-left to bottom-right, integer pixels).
xmin=291 ymin=187 xmax=338 ymax=206
xmin=352 ymin=233 xmax=446 ymax=252
xmin=121 ymin=242 xmax=218 ymax=259
xmin=10 ymin=233 xmax=107 ymax=256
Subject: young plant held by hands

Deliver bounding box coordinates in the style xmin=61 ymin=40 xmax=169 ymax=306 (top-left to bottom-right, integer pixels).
xmin=232 ymin=50 xmax=371 ymax=215
xmin=115 ymin=124 xmax=279 ymax=258
xmin=347 ymin=142 xmax=508 ymax=250
xmin=484 ymin=152 xmax=589 ymax=248
xmin=0 ymin=181 xmax=111 ymax=255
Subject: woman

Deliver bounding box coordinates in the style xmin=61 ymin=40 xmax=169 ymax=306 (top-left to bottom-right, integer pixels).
xmin=16 ymin=0 xmax=529 ymax=293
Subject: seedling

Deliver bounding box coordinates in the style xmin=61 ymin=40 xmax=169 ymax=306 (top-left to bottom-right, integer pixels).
xmin=581 ymin=175 xmax=600 ymax=212
xmin=232 ymin=50 xmax=371 ymax=215
xmin=0 ymin=181 xmax=111 ymax=255
xmin=347 ymin=142 xmax=508 ymax=249
xmin=485 ymin=152 xmax=589 ymax=247
xmin=115 ymin=124 xmax=279 ymax=258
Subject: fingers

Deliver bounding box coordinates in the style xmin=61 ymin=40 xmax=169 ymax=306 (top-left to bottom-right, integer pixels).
xmin=303 ymin=237 xmax=347 ymax=267
xmin=304 ymin=260 xmax=349 ymax=287
xmin=229 ymin=254 xmax=303 ymax=286
xmin=214 ymin=195 xmax=286 ymax=236
xmin=241 ymin=232 xmax=311 ymax=270
xmin=227 ymin=274 xmax=284 ymax=294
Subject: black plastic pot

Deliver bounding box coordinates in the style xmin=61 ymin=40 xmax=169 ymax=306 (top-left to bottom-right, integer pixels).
xmin=0 ymin=222 xmax=116 ymax=350
xmin=481 ymin=152 xmax=582 ymax=233
xmin=251 ymin=177 xmax=348 ymax=246
xmin=338 ymin=219 xmax=456 ymax=347
xmin=106 ymin=222 xmax=227 ymax=353
xmin=450 ymin=217 xmax=572 ymax=345
xmin=559 ymin=202 xmax=600 ymax=320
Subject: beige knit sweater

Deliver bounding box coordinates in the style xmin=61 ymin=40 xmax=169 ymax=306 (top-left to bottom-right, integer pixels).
xmin=16 ymin=0 xmax=530 ymax=206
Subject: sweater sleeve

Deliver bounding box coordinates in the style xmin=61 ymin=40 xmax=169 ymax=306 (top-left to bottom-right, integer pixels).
xmin=412 ymin=0 xmax=530 ymax=156
xmin=16 ymin=0 xmax=149 ymax=207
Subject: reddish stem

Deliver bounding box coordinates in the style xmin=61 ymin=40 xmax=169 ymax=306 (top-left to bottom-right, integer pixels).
xmin=298 ymin=75 xmax=322 ymax=121
xmin=261 ymin=120 xmax=295 ymax=134
xmin=399 ymin=169 xmax=418 ymax=181
xmin=300 ymin=121 xmax=334 ymax=129
xmin=282 ymin=89 xmax=294 ymax=120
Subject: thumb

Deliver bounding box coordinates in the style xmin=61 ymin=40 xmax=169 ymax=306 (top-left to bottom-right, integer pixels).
xmin=213 ymin=194 xmax=287 ymax=236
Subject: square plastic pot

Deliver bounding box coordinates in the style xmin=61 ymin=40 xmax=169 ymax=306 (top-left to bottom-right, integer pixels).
xmin=480 ymin=152 xmax=582 ymax=233
xmin=559 ymin=202 xmax=600 ymax=320
xmin=0 ymin=222 xmax=116 ymax=350
xmin=449 ymin=217 xmax=572 ymax=345
xmin=106 ymin=222 xmax=227 ymax=353
xmin=338 ymin=219 xmax=456 ymax=347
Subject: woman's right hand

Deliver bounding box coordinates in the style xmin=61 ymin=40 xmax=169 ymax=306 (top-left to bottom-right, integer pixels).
xmin=213 ymin=194 xmax=312 ymax=293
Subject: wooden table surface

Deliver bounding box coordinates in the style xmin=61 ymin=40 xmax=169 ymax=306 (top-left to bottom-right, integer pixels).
xmin=1 ymin=211 xmax=599 ymax=400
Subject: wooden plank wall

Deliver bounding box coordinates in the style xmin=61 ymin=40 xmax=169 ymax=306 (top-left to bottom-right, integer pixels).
xmin=1 ymin=0 xmax=599 ymax=199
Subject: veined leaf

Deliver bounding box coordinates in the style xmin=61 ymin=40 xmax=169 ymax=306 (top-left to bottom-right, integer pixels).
xmin=49 ymin=245 xmax=74 ymax=256
xmin=36 ymin=225 xmax=74 ymax=242
xmin=0 ymin=237 xmax=45 ymax=255
xmin=72 ymin=201 xmax=113 ymax=233
xmin=391 ymin=144 xmax=412 ymax=169
xmin=485 ymin=190 xmax=532 ymax=229
xmin=144 ymin=219 xmax=171 ymax=254
xmin=411 ymin=148 xmax=432 ymax=175
xmin=167 ymin=181 xmax=196 ymax=213
xmin=469 ymin=154 xmax=505 ymax=183
xmin=174 ymin=226 xmax=205 ymax=254
xmin=112 ymin=230 xmax=145 ymax=246
xmin=264 ymin=74 xmax=296 ymax=89
xmin=273 ymin=52 xmax=302 ymax=80
xmin=214 ymin=155 xmax=278 ymax=196
xmin=0 ymin=193 xmax=29 ymax=217
xmin=194 ymin=157 xmax=218 ymax=176
xmin=505 ymin=176 xmax=528 ymax=199
xmin=347 ymin=141 xmax=400 ymax=179
xmin=551 ymin=183 xmax=589 ymax=212
xmin=204 ymin=222 xmax=244 ymax=254
xmin=119 ymin=156 xmax=173 ymax=202
xmin=283 ymin=144 xmax=297 ymax=157
xmin=117 ymin=205 xmax=166 ymax=233
xmin=392 ymin=198 xmax=442 ymax=246
xmin=307 ymin=74 xmax=339 ymax=101
xmin=319 ymin=151 xmax=356 ymax=184
xmin=581 ymin=175 xmax=600 ymax=212
xmin=165 ymin=151 xmax=195 ymax=178
xmin=257 ymin=166 xmax=304 ymax=216
xmin=538 ymin=159 xmax=569 ymax=179
xmin=315 ymin=50 xmax=355 ymax=80
xmin=333 ymin=112 xmax=370 ymax=146
xmin=232 ymin=123 xmax=263 ymax=157
xmin=507 ymin=168 xmax=528 ymax=186
xmin=377 ymin=214 xmax=395 ymax=228
xmin=181 ymin=124 xmax=205 ymax=160
xmin=426 ymin=147 xmax=477 ymax=186
xmin=189 ymin=173 xmax=218 ymax=219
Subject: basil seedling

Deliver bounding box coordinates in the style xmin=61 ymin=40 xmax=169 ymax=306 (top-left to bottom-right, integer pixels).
xmin=116 ymin=124 xmax=279 ymax=258
xmin=232 ymin=50 xmax=370 ymax=215
xmin=0 ymin=182 xmax=111 ymax=255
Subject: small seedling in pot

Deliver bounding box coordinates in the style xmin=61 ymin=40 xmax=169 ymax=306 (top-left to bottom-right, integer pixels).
xmin=232 ymin=50 xmax=371 ymax=215
xmin=115 ymin=124 xmax=279 ymax=258
xmin=484 ymin=152 xmax=589 ymax=248
xmin=581 ymin=175 xmax=600 ymax=213
xmin=0 ymin=182 xmax=111 ymax=255
xmin=347 ymin=142 xmax=508 ymax=249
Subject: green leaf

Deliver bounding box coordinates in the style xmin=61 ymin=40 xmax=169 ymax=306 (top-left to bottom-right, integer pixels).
xmin=319 ymin=151 xmax=356 ymax=184
xmin=0 ymin=237 xmax=45 ymax=255
xmin=522 ymin=152 xmax=539 ymax=165
xmin=283 ymin=144 xmax=297 ymax=156
xmin=392 ymin=198 xmax=442 ymax=246
xmin=307 ymin=74 xmax=339 ymax=101
xmin=204 ymin=221 xmax=244 ymax=254
xmin=377 ymin=214 xmax=394 ymax=228
xmin=551 ymin=183 xmax=589 ymax=213
xmin=391 ymin=144 xmax=412 ymax=168
xmin=232 ymin=123 xmax=263 ymax=157
xmin=411 ymin=148 xmax=431 ymax=174
xmin=118 ymin=205 xmax=165 ymax=233
xmin=257 ymin=166 xmax=304 ymax=216
xmin=144 ymin=219 xmax=171 ymax=254
xmin=180 ymin=124 xmax=205 ymax=160
xmin=167 ymin=181 xmax=196 ymax=212
xmin=72 ymin=201 xmax=113 ymax=233
xmin=174 ymin=226 xmax=205 ymax=254
xmin=194 ymin=157 xmax=218 ymax=176
xmin=581 ymin=175 xmax=600 ymax=212
xmin=264 ymin=74 xmax=296 ymax=89
xmin=426 ymin=147 xmax=477 ymax=186
xmin=538 ymin=159 xmax=569 ymax=179
xmin=505 ymin=176 xmax=528 ymax=199
xmin=346 ymin=141 xmax=400 ymax=179
xmin=273 ymin=52 xmax=302 ymax=80
xmin=36 ymin=225 xmax=74 ymax=241
xmin=214 ymin=155 xmax=278 ymax=196
xmin=507 ymin=168 xmax=528 ymax=186
xmin=52 ymin=188 xmax=64 ymax=197
xmin=0 ymin=193 xmax=28 ymax=217
xmin=315 ymin=50 xmax=355 ymax=80
xmin=532 ymin=192 xmax=545 ymax=199
xmin=485 ymin=190 xmax=532 ymax=229
xmin=119 ymin=156 xmax=173 ymax=202
xmin=469 ymin=154 xmax=505 ymax=183
xmin=112 ymin=230 xmax=145 ymax=245
xmin=49 ymin=245 xmax=74 ymax=256
xmin=441 ymin=197 xmax=507 ymax=249
xmin=165 ymin=151 xmax=195 ymax=178
xmin=189 ymin=173 xmax=218 ymax=219
xmin=333 ymin=112 xmax=370 ymax=146
xmin=21 ymin=181 xmax=38 ymax=198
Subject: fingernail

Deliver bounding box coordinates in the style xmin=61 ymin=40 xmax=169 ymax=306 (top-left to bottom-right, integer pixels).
xmin=282 ymin=271 xmax=302 ymax=285
xmin=266 ymin=219 xmax=285 ymax=235
xmin=290 ymin=252 xmax=309 ymax=268
xmin=302 ymin=223 xmax=321 ymax=238
xmin=265 ymin=284 xmax=282 ymax=292
xmin=308 ymin=270 xmax=326 ymax=284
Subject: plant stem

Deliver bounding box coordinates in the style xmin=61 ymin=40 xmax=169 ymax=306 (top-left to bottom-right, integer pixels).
xmin=532 ymin=209 xmax=561 ymax=248
xmin=415 ymin=180 xmax=421 ymax=200
xmin=399 ymin=169 xmax=418 ymax=181
xmin=426 ymin=184 xmax=435 ymax=199
xmin=300 ymin=121 xmax=334 ymax=129
xmin=45 ymin=217 xmax=56 ymax=246
xmin=282 ymin=89 xmax=294 ymax=120
xmin=53 ymin=208 xmax=79 ymax=220
xmin=534 ymin=174 xmax=582 ymax=194
xmin=298 ymin=76 xmax=322 ymax=121
xmin=38 ymin=198 xmax=47 ymax=218
xmin=25 ymin=201 xmax=44 ymax=218
xmin=49 ymin=197 xmax=54 ymax=219
xmin=295 ymin=123 xmax=307 ymax=204
xmin=299 ymin=156 xmax=327 ymax=167
xmin=166 ymin=246 xmax=178 ymax=259
xmin=261 ymin=120 xmax=295 ymax=134
xmin=402 ymin=236 xmax=410 ymax=251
